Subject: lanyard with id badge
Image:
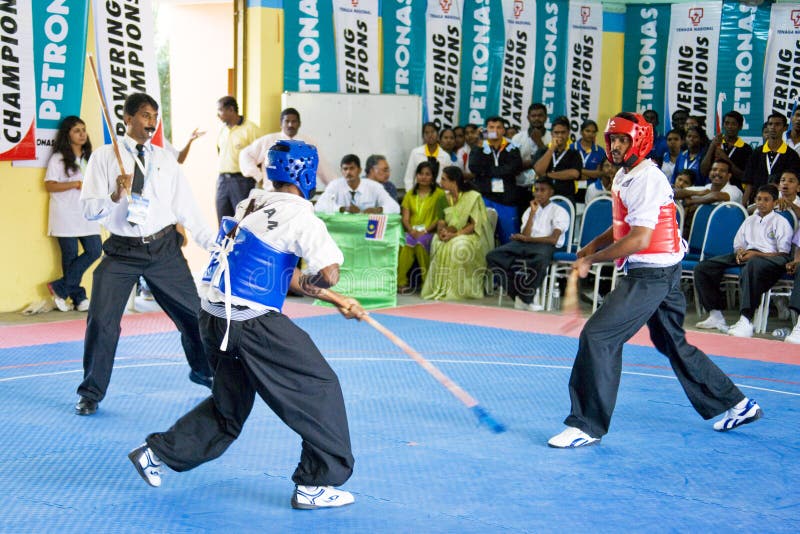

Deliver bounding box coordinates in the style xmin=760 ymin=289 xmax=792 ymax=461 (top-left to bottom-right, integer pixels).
xmin=489 ymin=141 xmax=507 ymax=193
xmin=124 ymin=143 xmax=153 ymax=226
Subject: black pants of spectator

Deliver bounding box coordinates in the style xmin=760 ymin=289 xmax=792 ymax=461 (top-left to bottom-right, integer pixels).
xmin=693 ymin=253 xmax=789 ymax=319
xmin=564 ymin=263 xmax=744 ymax=438
xmin=77 ymin=227 xmax=211 ymax=402
xmin=147 ymin=311 xmax=354 ymax=487
xmin=216 ymin=173 xmax=256 ymax=223
xmin=486 ymin=241 xmax=554 ymax=304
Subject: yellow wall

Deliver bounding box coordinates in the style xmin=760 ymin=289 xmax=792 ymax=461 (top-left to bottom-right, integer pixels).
xmin=244 ymin=7 xmax=284 ymax=134
xmin=598 ymin=29 xmax=626 ymax=138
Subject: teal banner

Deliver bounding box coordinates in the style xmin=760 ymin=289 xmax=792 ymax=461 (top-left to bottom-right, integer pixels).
xmin=533 ymin=0 xmax=569 ymax=124
xmin=381 ymin=0 xmax=426 ymax=95
xmin=284 ymin=0 xmax=338 ymax=92
xmin=622 ymin=4 xmax=670 ymax=117
xmin=716 ymin=0 xmax=770 ymax=140
xmin=459 ymin=0 xmax=505 ymax=125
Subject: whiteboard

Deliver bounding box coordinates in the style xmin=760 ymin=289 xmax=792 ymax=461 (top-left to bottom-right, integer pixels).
xmin=281 ymin=92 xmax=422 ymax=191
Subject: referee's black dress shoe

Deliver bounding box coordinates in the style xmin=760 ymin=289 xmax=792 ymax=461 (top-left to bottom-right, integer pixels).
xmin=188 ymin=370 xmax=213 ymax=389
xmin=75 ymin=396 xmax=98 ymax=416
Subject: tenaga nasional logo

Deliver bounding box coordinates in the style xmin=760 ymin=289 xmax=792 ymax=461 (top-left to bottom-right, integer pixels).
xmin=689 ymin=7 xmax=704 ymax=27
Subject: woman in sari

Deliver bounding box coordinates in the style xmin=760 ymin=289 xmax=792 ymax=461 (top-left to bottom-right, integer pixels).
xmin=421 ymin=166 xmax=494 ymax=300
xmin=398 ymin=161 xmax=447 ymax=291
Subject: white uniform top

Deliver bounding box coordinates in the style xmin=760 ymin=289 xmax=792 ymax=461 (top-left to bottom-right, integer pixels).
xmin=203 ymin=191 xmax=344 ymax=311
xmin=684 ymin=183 xmax=743 ymax=204
xmin=520 ymin=201 xmax=570 ymax=248
xmin=792 ymin=225 xmax=800 ymax=247
xmin=613 ymin=158 xmax=686 ymax=267
xmin=44 ymin=153 xmax=101 ymax=237
xmin=238 ymin=131 xmax=337 ymax=187
xmin=585 ymin=181 xmax=611 ymax=205
xmin=314 ymin=177 xmax=401 ymax=214
xmin=80 ymin=135 xmax=215 ymax=250
xmin=784 ymin=131 xmax=800 ymax=157
xmin=733 ymin=210 xmax=793 ymax=254
xmin=512 ymin=130 xmax=552 ymax=186
xmin=455 ymin=144 xmax=471 ymax=173
xmin=403 ymin=144 xmax=452 ymax=190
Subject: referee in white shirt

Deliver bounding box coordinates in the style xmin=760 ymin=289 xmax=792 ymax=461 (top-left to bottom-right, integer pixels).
xmin=75 ymin=93 xmax=216 ymax=416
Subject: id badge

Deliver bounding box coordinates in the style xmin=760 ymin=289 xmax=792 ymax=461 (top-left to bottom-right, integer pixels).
xmin=491 ymin=178 xmax=504 ymax=193
xmin=127 ymin=194 xmax=150 ymax=225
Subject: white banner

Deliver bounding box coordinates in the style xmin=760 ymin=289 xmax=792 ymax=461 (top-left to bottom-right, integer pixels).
xmin=565 ymin=1 xmax=603 ymax=137
xmin=425 ymin=0 xmax=464 ymax=129
xmin=499 ymin=0 xmax=537 ymax=131
xmin=91 ymin=0 xmax=163 ymax=145
xmin=0 ymin=0 xmax=36 ymax=160
xmin=763 ymin=4 xmax=800 ymax=120
xmin=333 ymin=0 xmax=380 ymax=94
xmin=665 ymin=2 xmax=723 ymax=132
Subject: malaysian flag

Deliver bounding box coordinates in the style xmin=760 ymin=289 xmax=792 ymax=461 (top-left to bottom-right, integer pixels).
xmin=365 ymin=214 xmax=387 ymax=240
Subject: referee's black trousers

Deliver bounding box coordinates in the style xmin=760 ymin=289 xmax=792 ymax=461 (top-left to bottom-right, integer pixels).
xmin=564 ymin=263 xmax=744 ymax=438
xmin=147 ymin=311 xmax=355 ymax=487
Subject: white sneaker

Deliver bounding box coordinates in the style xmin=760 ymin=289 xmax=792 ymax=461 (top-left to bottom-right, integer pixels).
xmin=785 ymin=323 xmax=800 ymax=344
xmin=548 ymin=426 xmax=600 ymax=448
xmin=695 ymin=311 xmax=727 ymax=331
xmin=291 ymin=485 xmax=355 ymax=509
xmin=514 ymin=296 xmax=544 ymax=312
xmin=53 ymin=295 xmax=72 ymax=312
xmin=76 ymin=299 xmax=90 ymax=312
xmin=128 ymin=443 xmax=164 ymax=487
xmin=727 ymin=316 xmax=754 ymax=338
xmin=713 ymin=398 xmax=762 ymax=432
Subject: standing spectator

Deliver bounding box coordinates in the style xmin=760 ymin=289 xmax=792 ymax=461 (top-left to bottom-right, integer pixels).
xmin=453 ymin=126 xmax=466 ymax=153
xmin=512 ymin=103 xmax=551 ymax=216
xmin=532 ymin=116 xmax=583 ymax=204
xmin=439 ymin=127 xmax=458 ymax=164
xmin=44 ymin=116 xmax=102 ymax=312
xmin=215 ymin=96 xmax=259 ymax=223
xmin=364 ymin=154 xmax=397 ymax=201
xmin=694 ymin=184 xmax=792 ymax=337
xmin=403 ymin=122 xmax=452 ymax=190
xmin=470 ymin=116 xmax=523 ymax=244
xmin=75 ymin=93 xmax=216 ymax=416
xmin=643 ymin=109 xmax=668 ymax=164
xmin=786 ymin=106 xmax=800 ymax=156
xmin=574 ymin=119 xmax=607 ymax=188
xmin=700 ymin=110 xmax=753 ymax=190
xmin=314 ymin=154 xmax=400 ymax=214
xmin=456 ymin=124 xmax=480 ymax=176
xmin=671 ymin=126 xmax=708 ymax=185
xmin=660 ymin=129 xmax=684 ymax=179
xmin=671 ymin=109 xmax=689 ymax=134
xmin=397 ymin=161 xmax=447 ymax=292
xmin=742 ymin=113 xmax=800 ymax=206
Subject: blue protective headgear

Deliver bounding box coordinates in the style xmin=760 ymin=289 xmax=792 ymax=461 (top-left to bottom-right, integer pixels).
xmin=266 ymin=140 xmax=319 ymax=199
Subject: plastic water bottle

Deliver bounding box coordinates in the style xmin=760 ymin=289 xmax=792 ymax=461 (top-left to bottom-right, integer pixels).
xmin=772 ymin=327 xmax=791 ymax=339
xmin=552 ymin=284 xmax=561 ymax=310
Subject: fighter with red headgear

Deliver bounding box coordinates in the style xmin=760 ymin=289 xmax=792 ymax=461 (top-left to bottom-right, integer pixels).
xmin=548 ymin=112 xmax=762 ymax=448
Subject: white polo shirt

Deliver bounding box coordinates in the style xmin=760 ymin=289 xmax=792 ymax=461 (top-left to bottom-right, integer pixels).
xmin=520 ymin=201 xmax=570 ymax=248
xmin=314 ymin=177 xmax=400 ymax=214
xmin=733 ymin=210 xmax=793 ymax=254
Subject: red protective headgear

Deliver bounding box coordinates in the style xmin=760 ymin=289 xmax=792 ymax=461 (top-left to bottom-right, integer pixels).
xmin=604 ymin=114 xmax=654 ymax=168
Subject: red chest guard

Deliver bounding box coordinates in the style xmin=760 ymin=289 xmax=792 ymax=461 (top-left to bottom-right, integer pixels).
xmin=612 ymin=190 xmax=681 ymax=257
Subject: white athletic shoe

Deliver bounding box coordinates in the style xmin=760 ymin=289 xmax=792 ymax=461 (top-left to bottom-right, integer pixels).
xmin=548 ymin=426 xmax=600 ymax=448
xmin=713 ymin=398 xmax=762 ymax=432
xmin=695 ymin=311 xmax=727 ymax=331
xmin=727 ymin=316 xmax=754 ymax=338
xmin=128 ymin=443 xmax=164 ymax=487
xmin=53 ymin=295 xmax=72 ymax=312
xmin=291 ymin=485 xmax=355 ymax=510
xmin=76 ymin=299 xmax=90 ymax=312
xmin=785 ymin=323 xmax=800 ymax=344
xmin=514 ymin=296 xmax=544 ymax=312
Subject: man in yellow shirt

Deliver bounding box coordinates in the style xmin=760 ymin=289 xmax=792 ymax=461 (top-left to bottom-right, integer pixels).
xmin=216 ymin=96 xmax=259 ymax=223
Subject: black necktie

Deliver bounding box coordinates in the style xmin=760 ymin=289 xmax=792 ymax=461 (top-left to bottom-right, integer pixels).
xmin=349 ymin=190 xmax=357 ymax=206
xmin=132 ymin=144 xmax=145 ymax=194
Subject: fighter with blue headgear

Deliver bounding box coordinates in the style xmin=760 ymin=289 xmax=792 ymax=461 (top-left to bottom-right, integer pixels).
xmin=130 ymin=139 xmax=364 ymax=510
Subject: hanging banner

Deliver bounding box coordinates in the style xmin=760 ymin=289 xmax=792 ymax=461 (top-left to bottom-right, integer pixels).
xmin=716 ymin=0 xmax=770 ymax=140
xmin=425 ymin=0 xmax=464 ymax=129
xmin=499 ymin=0 xmax=537 ymax=131
xmin=665 ymin=2 xmax=723 ymax=132
xmin=533 ymin=0 xmax=569 ymax=126
xmin=284 ymin=0 xmax=337 ymax=93
xmin=0 ymin=0 xmax=37 ymax=161
xmin=382 ymin=0 xmax=426 ymax=95
xmin=91 ymin=0 xmax=163 ymax=146
xmin=15 ymin=0 xmax=90 ymax=168
xmin=565 ymin=0 xmax=603 ymax=138
xmin=333 ymin=0 xmax=379 ymax=94
xmin=622 ymin=4 xmax=670 ymax=117
xmin=763 ymin=3 xmax=800 ymax=122
xmin=459 ymin=0 xmax=504 ymax=125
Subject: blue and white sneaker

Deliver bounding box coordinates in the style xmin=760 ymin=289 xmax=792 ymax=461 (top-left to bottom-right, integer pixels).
xmin=713 ymin=398 xmax=762 ymax=432
xmin=128 ymin=443 xmax=164 ymax=487
xmin=291 ymin=485 xmax=355 ymax=510
xmin=548 ymin=426 xmax=600 ymax=448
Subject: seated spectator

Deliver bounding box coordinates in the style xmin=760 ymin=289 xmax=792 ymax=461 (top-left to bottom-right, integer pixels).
xmin=397 ymin=161 xmax=447 ymax=292
xmin=532 ymin=116 xmax=583 ymax=204
xmin=742 ymin=113 xmax=800 ymax=205
xmin=365 ymin=154 xmax=397 ymax=201
xmin=403 ymin=122 xmax=452 ymax=190
xmin=777 ymin=169 xmax=800 ymax=220
xmin=700 ymin=111 xmax=752 ymax=190
xmin=315 ymin=154 xmax=400 ymax=214
xmin=585 ymin=159 xmax=616 ymax=204
xmin=421 ymin=166 xmax=494 ymax=300
xmin=660 ymin=129 xmax=684 ymax=179
xmin=675 ymin=159 xmax=743 ymax=208
xmin=784 ymin=227 xmax=800 ymax=343
xmin=486 ymin=177 xmax=569 ymax=311
xmin=671 ymin=126 xmax=708 ymax=185
xmin=694 ymin=184 xmax=792 ymax=337
xmin=673 ymin=169 xmax=695 ymax=191
xmin=439 ymin=127 xmax=459 ymax=164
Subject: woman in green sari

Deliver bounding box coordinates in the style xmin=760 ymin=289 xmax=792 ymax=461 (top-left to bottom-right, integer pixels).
xmin=421 ymin=166 xmax=494 ymax=300
xmin=398 ymin=161 xmax=448 ymax=291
